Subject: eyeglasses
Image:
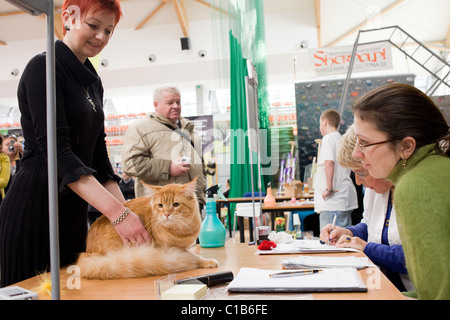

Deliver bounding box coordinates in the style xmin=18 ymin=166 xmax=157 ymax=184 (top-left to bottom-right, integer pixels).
xmin=356 ymin=137 xmax=392 ymax=153
xmin=354 ymin=170 xmax=369 ymax=180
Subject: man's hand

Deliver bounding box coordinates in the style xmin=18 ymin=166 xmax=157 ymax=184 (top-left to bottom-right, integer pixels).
xmin=169 ymin=157 xmax=191 ymax=176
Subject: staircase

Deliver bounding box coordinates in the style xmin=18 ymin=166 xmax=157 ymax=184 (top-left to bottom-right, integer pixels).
xmin=339 ymin=25 xmax=450 ymax=114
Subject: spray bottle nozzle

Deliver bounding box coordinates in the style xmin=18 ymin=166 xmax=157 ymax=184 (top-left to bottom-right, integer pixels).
xmin=205 ymin=184 xmax=227 ymax=201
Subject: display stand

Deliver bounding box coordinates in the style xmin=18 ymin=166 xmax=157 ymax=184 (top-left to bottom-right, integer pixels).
xmin=6 ymin=0 xmax=60 ymax=300
xmin=245 ymin=60 xmax=263 ymax=243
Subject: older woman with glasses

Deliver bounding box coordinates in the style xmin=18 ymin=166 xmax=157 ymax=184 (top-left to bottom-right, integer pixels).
xmin=320 ymin=124 xmax=414 ymax=293
xmin=351 ymin=83 xmax=450 ymax=300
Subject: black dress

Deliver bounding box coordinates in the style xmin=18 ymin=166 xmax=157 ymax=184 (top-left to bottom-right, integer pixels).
xmin=0 ymin=41 xmax=118 ymax=287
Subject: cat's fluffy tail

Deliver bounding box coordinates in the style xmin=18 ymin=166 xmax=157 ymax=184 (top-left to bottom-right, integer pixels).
xmin=76 ymin=245 xmax=211 ymax=280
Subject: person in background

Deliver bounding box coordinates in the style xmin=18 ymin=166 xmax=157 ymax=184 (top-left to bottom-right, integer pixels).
xmin=320 ymin=124 xmax=414 ymax=292
xmin=351 ymin=83 xmax=449 ymax=300
xmin=314 ymin=109 xmax=358 ymax=230
xmin=222 ymin=178 xmax=230 ymax=198
xmin=119 ymin=172 xmax=135 ymax=201
xmin=0 ymin=134 xmax=11 ymax=203
xmin=1 ymin=134 xmax=22 ymax=194
xmin=121 ymin=85 xmax=206 ymax=206
xmin=0 ymin=0 xmax=150 ymax=287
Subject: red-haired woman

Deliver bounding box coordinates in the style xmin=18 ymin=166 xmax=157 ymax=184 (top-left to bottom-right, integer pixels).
xmin=0 ymin=0 xmax=150 ymax=287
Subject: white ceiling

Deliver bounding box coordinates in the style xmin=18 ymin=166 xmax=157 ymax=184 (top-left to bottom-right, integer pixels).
xmin=0 ymin=0 xmax=449 ymax=118
xmin=0 ymin=0 xmax=448 ymax=45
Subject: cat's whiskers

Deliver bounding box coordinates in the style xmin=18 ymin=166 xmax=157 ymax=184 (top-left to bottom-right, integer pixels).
xmin=143 ymin=220 xmax=153 ymax=232
xmin=144 ymin=218 xmax=164 ymax=234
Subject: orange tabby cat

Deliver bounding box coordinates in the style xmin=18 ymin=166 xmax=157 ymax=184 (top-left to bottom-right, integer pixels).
xmin=76 ymin=178 xmax=218 ymax=279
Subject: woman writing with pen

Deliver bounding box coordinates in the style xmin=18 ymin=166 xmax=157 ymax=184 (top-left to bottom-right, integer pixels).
xmin=320 ymin=125 xmax=414 ymax=293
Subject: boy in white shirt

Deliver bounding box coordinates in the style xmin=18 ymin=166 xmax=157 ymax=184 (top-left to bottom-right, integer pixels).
xmin=314 ymin=109 xmax=358 ymax=230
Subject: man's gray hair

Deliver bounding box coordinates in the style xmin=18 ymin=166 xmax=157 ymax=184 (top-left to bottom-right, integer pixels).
xmin=153 ymin=85 xmax=180 ymax=102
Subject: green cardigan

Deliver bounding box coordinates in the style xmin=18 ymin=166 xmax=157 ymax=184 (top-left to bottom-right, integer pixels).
xmin=388 ymin=143 xmax=450 ymax=300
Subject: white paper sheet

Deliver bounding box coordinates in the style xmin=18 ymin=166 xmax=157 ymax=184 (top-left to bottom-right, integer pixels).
xmin=282 ymin=255 xmax=376 ymax=269
xmin=226 ymin=267 xmax=367 ymax=293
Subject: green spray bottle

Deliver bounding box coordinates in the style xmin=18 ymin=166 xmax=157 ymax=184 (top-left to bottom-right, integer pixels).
xmin=199 ymin=185 xmax=227 ymax=248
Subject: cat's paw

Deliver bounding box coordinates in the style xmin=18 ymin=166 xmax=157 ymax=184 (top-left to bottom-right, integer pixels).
xmin=199 ymin=258 xmax=219 ymax=268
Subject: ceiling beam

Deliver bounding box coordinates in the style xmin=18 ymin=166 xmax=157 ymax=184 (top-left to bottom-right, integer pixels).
xmin=38 ymin=9 xmax=64 ymax=40
xmin=0 ymin=10 xmax=27 ymax=16
xmin=195 ymin=0 xmax=228 ymax=15
xmin=135 ymin=1 xmax=167 ymax=31
xmin=446 ymin=24 xmax=450 ymax=48
xmin=53 ymin=10 xmax=64 ymax=40
xmin=315 ymin=0 xmax=321 ymax=47
xmin=173 ymin=0 xmax=189 ymax=37
xmin=324 ymin=0 xmax=406 ymax=47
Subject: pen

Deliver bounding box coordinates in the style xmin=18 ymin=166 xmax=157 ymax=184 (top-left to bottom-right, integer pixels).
xmin=328 ymin=214 xmax=337 ymax=245
xmin=269 ymin=269 xmax=322 ymax=278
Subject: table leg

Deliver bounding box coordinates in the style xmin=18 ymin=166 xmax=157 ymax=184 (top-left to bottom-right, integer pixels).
xmin=248 ymin=218 xmax=254 ymax=242
xmin=238 ymin=216 xmax=245 ymax=243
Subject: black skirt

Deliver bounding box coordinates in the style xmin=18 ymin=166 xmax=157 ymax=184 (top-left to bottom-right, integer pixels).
xmin=0 ymin=155 xmax=88 ymax=287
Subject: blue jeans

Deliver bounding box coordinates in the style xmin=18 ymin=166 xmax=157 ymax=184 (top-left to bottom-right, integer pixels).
xmin=319 ymin=210 xmax=353 ymax=231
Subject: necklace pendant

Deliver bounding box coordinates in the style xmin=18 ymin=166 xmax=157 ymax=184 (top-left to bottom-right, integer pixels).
xmin=87 ymin=96 xmax=97 ymax=112
xmin=84 ymin=87 xmax=97 ymax=112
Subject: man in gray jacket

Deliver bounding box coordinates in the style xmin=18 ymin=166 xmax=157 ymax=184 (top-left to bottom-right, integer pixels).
xmin=121 ymin=85 xmax=206 ymax=205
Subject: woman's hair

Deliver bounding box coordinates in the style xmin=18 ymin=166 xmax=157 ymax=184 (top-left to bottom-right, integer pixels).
xmin=352 ymin=83 xmax=450 ymax=156
xmin=337 ymin=124 xmax=361 ymax=169
xmin=62 ymin=0 xmax=123 ymax=35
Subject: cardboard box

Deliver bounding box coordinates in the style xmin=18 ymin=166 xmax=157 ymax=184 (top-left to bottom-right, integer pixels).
xmin=283 ymin=181 xmax=304 ymax=198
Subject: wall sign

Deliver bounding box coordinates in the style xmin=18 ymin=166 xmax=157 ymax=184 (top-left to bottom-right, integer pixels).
xmin=309 ymin=42 xmax=393 ymax=77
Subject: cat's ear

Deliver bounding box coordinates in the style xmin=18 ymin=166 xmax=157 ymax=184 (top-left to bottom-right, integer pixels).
xmin=141 ymin=181 xmax=160 ymax=197
xmin=183 ymin=177 xmax=197 ymax=195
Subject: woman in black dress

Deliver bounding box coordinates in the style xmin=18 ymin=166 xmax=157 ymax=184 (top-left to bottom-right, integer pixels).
xmin=0 ymin=0 xmax=150 ymax=287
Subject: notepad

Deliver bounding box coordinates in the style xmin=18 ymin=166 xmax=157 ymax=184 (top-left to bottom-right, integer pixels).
xmin=256 ymin=240 xmax=359 ymax=254
xmin=282 ymin=255 xmax=376 ymax=270
xmin=226 ymin=267 xmax=367 ymax=293
xmin=161 ymin=284 xmax=208 ymax=300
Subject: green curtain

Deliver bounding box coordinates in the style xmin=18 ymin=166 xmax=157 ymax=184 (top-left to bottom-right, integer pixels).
xmin=228 ymin=0 xmax=269 ymax=200
xmin=228 ymin=31 xmax=259 ymax=199
xmin=210 ymin=1 xmax=270 ymax=229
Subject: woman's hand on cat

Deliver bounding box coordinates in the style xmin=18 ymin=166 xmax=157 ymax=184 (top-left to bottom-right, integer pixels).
xmin=113 ymin=211 xmax=152 ymax=246
xmin=169 ymin=158 xmax=191 ymax=177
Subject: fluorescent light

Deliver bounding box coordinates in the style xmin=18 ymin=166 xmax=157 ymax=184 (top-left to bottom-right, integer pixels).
xmin=6 ymin=0 xmax=50 ymax=16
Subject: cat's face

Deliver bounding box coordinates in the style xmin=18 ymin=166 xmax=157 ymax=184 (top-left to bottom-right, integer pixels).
xmin=144 ymin=178 xmax=200 ymax=229
xmin=151 ymin=190 xmax=195 ymax=223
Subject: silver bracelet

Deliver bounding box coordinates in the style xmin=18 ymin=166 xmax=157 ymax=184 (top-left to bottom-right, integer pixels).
xmin=111 ymin=207 xmax=131 ymax=227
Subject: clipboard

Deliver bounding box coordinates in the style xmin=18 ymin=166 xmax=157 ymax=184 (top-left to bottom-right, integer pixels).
xmin=226 ymin=267 xmax=367 ymax=293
